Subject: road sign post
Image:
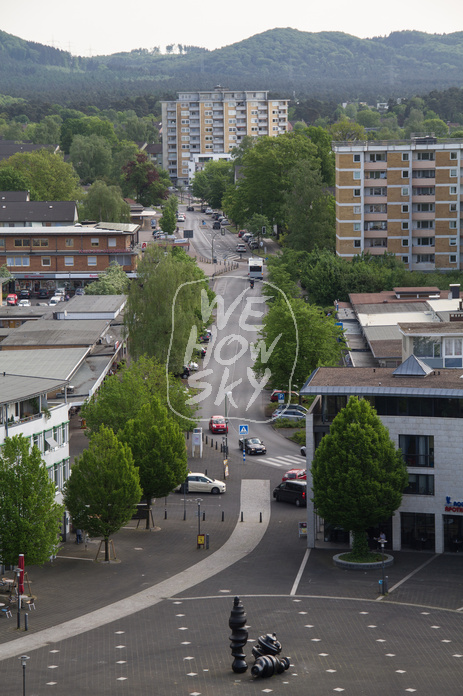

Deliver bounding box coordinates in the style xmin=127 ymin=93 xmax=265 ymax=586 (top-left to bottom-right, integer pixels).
xmin=239 ymin=425 xmax=248 ymax=463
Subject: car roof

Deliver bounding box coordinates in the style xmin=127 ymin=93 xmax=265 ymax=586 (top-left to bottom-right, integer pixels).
xmin=210 ymin=415 xmax=225 ymax=420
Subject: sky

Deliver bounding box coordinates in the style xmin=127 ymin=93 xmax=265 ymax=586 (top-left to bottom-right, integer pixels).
xmin=2 ymin=0 xmax=463 ymax=57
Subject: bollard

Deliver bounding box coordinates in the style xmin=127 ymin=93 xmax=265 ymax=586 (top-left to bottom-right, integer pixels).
xmin=216 ymin=441 xmax=218 ymax=450
xmin=186 ymin=431 xmax=189 ymax=440
xmin=259 ymin=512 xmax=262 ymax=523
xmin=203 ymin=511 xmax=205 ymax=521
xmin=206 ymin=533 xmax=209 ymax=550
xmin=222 ymin=510 xmax=224 ymax=522
xmin=220 ymin=443 xmax=223 ymax=453
xmin=25 ymin=613 xmax=28 ymax=631
xmin=211 ymin=439 xmax=213 ymax=448
xmin=205 ymin=436 xmax=208 ymax=445
xmin=241 ymin=511 xmax=244 ymax=522
xmin=205 ymin=469 xmax=207 ymax=477
xmin=164 ymin=508 xmax=167 ymax=520
xmin=183 ymin=509 xmax=186 ymax=521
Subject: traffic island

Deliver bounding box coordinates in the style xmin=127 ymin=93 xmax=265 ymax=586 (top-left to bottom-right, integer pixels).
xmin=333 ymin=552 xmax=394 ymax=570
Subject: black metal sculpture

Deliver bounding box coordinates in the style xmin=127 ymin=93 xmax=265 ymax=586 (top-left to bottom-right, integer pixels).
xmin=228 ymin=596 xmax=248 ymax=673
xmin=252 ymin=632 xmax=282 ymax=660
xmin=251 ymin=654 xmax=290 ymax=678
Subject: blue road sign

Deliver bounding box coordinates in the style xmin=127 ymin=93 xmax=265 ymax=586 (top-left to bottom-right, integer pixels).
xmin=239 ymin=424 xmax=249 ymax=435
xmin=278 ymin=392 xmax=285 ymax=402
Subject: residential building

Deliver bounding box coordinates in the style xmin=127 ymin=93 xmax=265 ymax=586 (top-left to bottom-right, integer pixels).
xmin=161 ymin=87 xmax=289 ymax=185
xmin=333 ymin=135 xmax=463 ymax=270
xmin=0 ymin=194 xmax=78 ymax=227
xmin=0 ymin=140 xmax=59 ymax=162
xmin=0 ymin=222 xmax=139 ymax=296
xmin=301 ymin=356 xmax=463 ymax=554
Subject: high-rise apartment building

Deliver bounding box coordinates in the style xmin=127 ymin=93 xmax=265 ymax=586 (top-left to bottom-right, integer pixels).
xmin=333 ymin=136 xmax=463 ymax=271
xmin=161 ymin=88 xmax=289 ymax=185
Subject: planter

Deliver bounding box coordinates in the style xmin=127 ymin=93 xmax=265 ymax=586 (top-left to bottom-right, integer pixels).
xmin=333 ymin=553 xmax=394 ymax=570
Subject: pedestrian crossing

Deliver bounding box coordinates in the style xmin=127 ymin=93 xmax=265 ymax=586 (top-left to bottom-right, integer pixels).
xmin=244 ymin=454 xmax=305 ymax=469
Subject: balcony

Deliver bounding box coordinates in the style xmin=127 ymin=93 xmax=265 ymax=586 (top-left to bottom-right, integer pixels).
xmin=364 ymin=213 xmax=387 ymax=222
xmin=411 ymin=194 xmax=435 ymax=203
xmin=412 ymin=211 xmax=435 ymax=220
xmin=364 ymin=161 xmax=388 ymax=169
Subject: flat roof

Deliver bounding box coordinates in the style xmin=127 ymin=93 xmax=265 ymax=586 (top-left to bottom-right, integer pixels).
xmin=398 ymin=322 xmax=463 ymax=336
xmin=0 ymin=373 xmax=68 ymax=405
xmin=0 ymin=318 xmax=110 ymax=348
xmin=0 ymin=347 xmax=89 ymax=380
xmin=57 ymin=295 xmax=126 ymax=313
xmin=358 ymin=311 xmax=432 ymax=327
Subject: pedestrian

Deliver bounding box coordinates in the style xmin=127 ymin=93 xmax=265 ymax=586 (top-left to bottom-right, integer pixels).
xmin=75 ymin=529 xmax=82 ymax=544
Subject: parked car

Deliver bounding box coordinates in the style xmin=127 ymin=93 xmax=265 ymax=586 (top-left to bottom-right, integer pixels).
xmin=242 ymin=233 xmax=253 ymax=242
xmin=6 ymin=293 xmax=18 ymax=306
xmin=186 ymin=206 xmax=195 ymax=212
xmin=273 ymin=480 xmax=307 ymax=507
xmin=270 ymin=389 xmax=300 ymax=403
xmin=19 ymin=289 xmax=31 ymax=299
xmin=177 ymin=214 xmax=185 ymax=223
xmin=175 ymin=473 xmax=226 ymax=495
xmin=238 ymin=230 xmax=246 ymax=237
xmin=205 ymin=207 xmax=213 ymax=215
xmin=209 ymin=415 xmax=228 ymax=433
xmin=54 ymin=288 xmax=66 ymax=296
xmin=238 ymin=437 xmax=266 ymax=455
xmin=38 ymin=288 xmax=49 ymax=299
xmin=236 ymin=243 xmax=247 ymax=253
xmin=271 ymin=407 xmax=308 ymax=423
xmin=220 ymin=218 xmax=230 ymax=226
xmin=282 ymin=468 xmax=306 ymax=482
xmin=300 ymin=445 xmax=307 ymax=457
xmin=273 ymin=404 xmax=308 ymax=416
xmin=75 ymin=288 xmax=85 ymax=296
xmin=212 ymin=221 xmax=221 ymax=230
xmin=18 ymin=299 xmax=31 ymax=307
xmin=199 ymin=334 xmax=210 ymax=343
xmin=188 ymin=361 xmax=199 ymax=371
xmin=48 ymin=297 xmax=61 ymax=306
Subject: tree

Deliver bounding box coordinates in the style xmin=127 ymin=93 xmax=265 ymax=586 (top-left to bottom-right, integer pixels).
xmin=60 ymin=116 xmax=118 ymax=154
xmin=329 ymin=118 xmax=366 ymax=141
xmin=64 ymin=426 xmax=142 ymax=562
xmin=79 ymin=180 xmax=130 ymax=223
xmin=69 ymin=133 xmax=113 ymax=184
xmin=0 ymin=435 xmax=63 ymax=566
xmin=159 ymin=205 xmax=177 ymax=235
xmin=421 ymin=118 xmax=449 ymax=138
xmin=122 ymin=152 xmax=168 ymax=206
xmin=246 ymin=213 xmax=271 ymax=244
xmin=119 ymin=399 xmax=188 ymax=528
xmin=356 ymin=109 xmax=381 ymax=128
xmin=311 ymin=396 xmax=408 ymax=560
xmin=125 ymin=247 xmax=209 ymax=371
xmin=30 ymin=114 xmax=62 ymax=145
xmin=80 ymin=356 xmax=197 ymax=435
xmin=190 ymin=159 xmax=234 ymax=209
xmin=0 ymin=149 xmax=81 ymax=201
xmin=253 ymin=298 xmax=345 ymax=389
xmin=0 ymin=166 xmax=30 ymax=194
xmin=84 ymin=261 xmax=130 ymax=295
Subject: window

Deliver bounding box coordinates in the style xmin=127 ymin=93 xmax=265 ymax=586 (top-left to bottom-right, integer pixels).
xmin=415 ymin=203 xmax=434 ymax=212
xmin=402 ymin=239 xmax=409 ymax=247
xmin=41 ymin=257 xmax=51 ymax=267
xmin=368 ymin=153 xmax=387 ymax=162
xmin=404 ymin=474 xmax=434 ymax=495
xmin=91 ymin=238 xmax=99 ymax=247
xmin=450 ymin=169 xmax=458 ymax=177
xmin=353 ymin=154 xmax=360 ymax=162
xmin=416 ymin=254 xmax=435 ymax=263
xmin=399 ymin=435 xmax=434 ymax=467
xmin=402 ymin=255 xmax=409 ymax=264
xmin=205 ymin=136 xmax=212 ymax=141
xmin=450 ymin=152 xmax=458 ymax=160
xmin=402 ymin=222 xmax=409 ymax=230
xmin=450 ymin=238 xmax=457 ymax=246
xmin=354 ymin=188 xmax=361 ymax=197
xmin=365 ymin=221 xmax=387 ymax=231
xmin=449 ymin=221 xmax=457 ymax=229
xmin=413 ymin=186 xmax=435 ymax=196
xmin=65 ymin=238 xmax=74 ymax=247
xmin=14 ymin=239 xmax=29 ymax=247
xmin=450 ymin=186 xmax=457 ymax=194
xmin=108 ymin=238 xmax=116 ymax=247
xmin=401 ymin=187 xmax=409 ymax=196
xmin=353 ymin=223 xmax=361 ymax=232
xmin=417 ymin=152 xmax=435 ymax=161
xmin=353 ymin=205 xmax=361 ymax=214
xmin=366 ymin=187 xmax=387 ymax=196
xmin=64 ymin=256 xmax=74 ymax=266
xmin=204 ymin=119 xmax=212 ymax=124
xmin=402 ymin=170 xmax=409 ymax=178
xmin=181 ymin=127 xmax=190 ymax=133
xmin=0 ymin=239 xmax=4 ymax=247
xmin=417 ymin=220 xmax=434 ymax=229
xmin=88 ymin=256 xmax=97 ymax=266
xmin=444 ymin=337 xmax=463 ymax=367
xmin=181 ymin=136 xmax=190 ymax=141
xmin=402 ymin=153 xmax=409 ymax=161
xmin=354 ymin=240 xmax=361 ymax=248
xmin=181 ymin=119 xmax=189 ymax=125
xmin=32 ymin=238 xmax=48 ymax=247
xmin=353 ymin=171 xmax=361 ymax=180
xmin=6 ymin=256 xmax=29 ymax=266
xmin=450 ymin=203 xmax=457 ymax=212
xmin=366 ymin=171 xmax=387 ymax=179
xmin=364 ymin=204 xmax=386 ymax=213
xmin=450 ymin=255 xmax=457 ymax=263
xmin=401 ymin=204 xmax=409 ymax=213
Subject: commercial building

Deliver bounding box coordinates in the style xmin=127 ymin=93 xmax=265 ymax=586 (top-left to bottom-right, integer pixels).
xmin=333 ymin=136 xmax=463 ymax=270
xmin=161 ymin=88 xmax=289 ymax=185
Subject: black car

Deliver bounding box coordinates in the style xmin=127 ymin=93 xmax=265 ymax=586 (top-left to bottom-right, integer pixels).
xmin=38 ymin=288 xmax=49 ymax=299
xmin=273 ymin=480 xmax=307 ymax=507
xmin=212 ymin=221 xmax=221 ymax=230
xmin=186 ymin=206 xmax=195 ymax=212
xmin=19 ymin=289 xmax=31 ymax=299
xmin=239 ymin=437 xmax=266 ymax=455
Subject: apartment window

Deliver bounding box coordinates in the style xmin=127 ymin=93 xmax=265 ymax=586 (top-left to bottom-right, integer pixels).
xmin=416 ymin=203 xmax=434 ymax=212
xmin=181 ymin=119 xmax=189 ymax=125
xmin=181 ymin=136 xmax=190 ymax=141
xmin=353 ymin=188 xmax=361 ymax=197
xmin=450 ymin=186 xmax=457 ymax=194
xmin=204 ymin=119 xmax=213 ymax=124
xmin=449 ymin=221 xmax=457 ymax=229
xmin=353 ymin=172 xmax=361 ymax=180
xmin=181 ymin=128 xmax=190 ymax=133
xmin=204 ymin=110 xmax=212 ymax=116
xmin=6 ymin=256 xmax=29 ymax=266
xmin=205 ymin=136 xmax=212 ymax=141
xmin=450 ymin=169 xmax=458 ymax=177
xmin=353 ymin=223 xmax=361 ymax=232
xmin=402 ymin=222 xmax=409 ymax=230
xmin=181 ymin=145 xmax=189 ymax=150
xmin=353 ymin=154 xmax=360 ymax=162
xmin=401 ymin=204 xmax=409 ymax=213
xmin=444 ymin=337 xmax=463 ymax=367
xmin=416 ymin=254 xmax=435 ymax=263
xmin=181 ymin=111 xmax=189 ymax=116
xmin=399 ymin=434 xmax=434 ymax=467
xmin=417 ymin=152 xmax=435 ymax=161
xmin=228 ymin=127 xmax=236 ymax=132
xmin=402 ymin=255 xmax=409 ymax=264
xmin=14 ymin=239 xmax=30 ymax=247
xmin=229 ymin=119 xmax=236 ymax=124
xmin=354 ymin=240 xmax=361 ymax=248
xmin=413 ymin=186 xmax=435 ymax=195
xmin=91 ymin=238 xmax=99 ymax=247
xmin=0 ymin=239 xmax=4 ymax=247
xmin=404 ymin=474 xmax=434 ymax=495
xmin=450 ymin=152 xmax=458 ymax=160
xmin=205 ymin=144 xmax=213 ymax=149
xmin=450 ymin=255 xmax=457 ymax=263
xmin=108 ymin=238 xmax=116 ymax=247
xmin=65 ymin=238 xmax=74 ymax=247
xmin=88 ymin=256 xmax=97 ymax=266
xmin=42 ymin=257 xmax=51 ymax=267
xmin=402 ymin=239 xmax=409 ymax=247
xmin=366 ymin=187 xmax=387 ymax=196
xmin=366 ymin=171 xmax=387 ymax=179
xmin=364 ymin=204 xmax=386 ymax=213
xmin=402 ymin=170 xmax=409 ymax=178
xmin=450 ymin=203 xmax=457 ymax=212
xmin=64 ymin=256 xmax=74 ymax=266
xmin=353 ymin=206 xmax=361 ymax=214
xmin=402 ymin=153 xmax=409 ymax=161
xmin=416 ymin=237 xmax=434 ymax=246
xmin=417 ymin=220 xmax=434 ymax=229
xmin=368 ymin=153 xmax=386 ymax=162
xmin=32 ymin=238 xmax=48 ymax=247
xmin=205 ymin=127 xmax=212 ymax=132
xmin=401 ymin=187 xmax=409 ymax=196
xmin=251 ymin=110 xmax=258 ymax=115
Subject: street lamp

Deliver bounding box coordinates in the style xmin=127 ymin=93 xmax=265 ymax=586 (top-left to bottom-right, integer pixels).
xmin=19 ymin=655 xmax=29 ymax=696
xmin=14 ymin=566 xmax=22 ymax=629
xmin=379 ymin=536 xmax=387 ymax=595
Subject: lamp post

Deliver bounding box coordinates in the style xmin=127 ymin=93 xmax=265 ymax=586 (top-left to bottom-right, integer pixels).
xmin=379 ymin=537 xmax=387 ymax=595
xmin=19 ymin=655 xmax=29 ymax=696
xmin=196 ymin=498 xmax=203 ymax=537
xmin=14 ymin=566 xmax=22 ymax=629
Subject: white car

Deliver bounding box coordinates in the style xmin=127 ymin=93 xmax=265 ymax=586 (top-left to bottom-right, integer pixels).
xmin=54 ymin=288 xmax=66 ymax=296
xmin=18 ymin=299 xmax=31 ymax=307
xmin=48 ymin=297 xmax=62 ymax=306
xmin=177 ymin=214 xmax=185 ymax=223
xmin=188 ymin=361 xmax=199 ymax=371
xmin=205 ymin=207 xmax=212 ymax=215
xmin=175 ymin=473 xmax=226 ymax=495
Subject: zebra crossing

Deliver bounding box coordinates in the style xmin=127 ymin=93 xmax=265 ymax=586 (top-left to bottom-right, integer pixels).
xmin=247 ymin=454 xmax=305 ymax=470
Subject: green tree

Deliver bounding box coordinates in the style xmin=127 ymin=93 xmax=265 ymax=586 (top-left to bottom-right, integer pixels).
xmin=80 ymin=356 xmax=197 ymax=435
xmin=0 ymin=166 xmax=30 ymax=193
xmin=191 ymin=170 xmax=209 ymax=201
xmin=84 ymin=261 xmax=130 ymax=295
xmin=125 ymin=247 xmax=209 ymax=371
xmin=0 ymin=435 xmax=63 ymax=566
xmin=122 ymin=152 xmax=168 ymax=206
xmin=30 ymin=114 xmax=62 ymax=145
xmin=246 ymin=213 xmax=271 ymax=243
xmin=311 ymin=396 xmax=407 ymax=560
xmin=159 ymin=205 xmax=177 ymax=234
xmin=329 ymin=118 xmax=366 ymax=141
xmin=64 ymin=426 xmax=142 ymax=562
xmin=60 ymin=116 xmax=118 ymax=154
xmin=110 ymin=141 xmax=140 ymax=185
xmin=69 ymin=133 xmax=113 ymax=184
xmin=190 ymin=159 xmax=233 ymax=209
xmin=421 ymin=118 xmax=449 ymax=137
xmin=119 ymin=399 xmax=188 ymax=528
xmin=356 ymin=109 xmax=381 ymax=128
xmin=254 ymin=298 xmax=344 ymax=389
xmin=79 ymin=180 xmax=130 ymax=223
xmin=0 ymin=150 xmax=81 ymax=201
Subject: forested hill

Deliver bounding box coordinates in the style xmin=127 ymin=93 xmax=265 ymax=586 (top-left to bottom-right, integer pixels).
xmin=1 ymin=27 xmax=463 ymax=104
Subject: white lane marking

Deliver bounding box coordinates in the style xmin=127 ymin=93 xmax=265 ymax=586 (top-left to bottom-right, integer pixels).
xmin=290 ymin=548 xmax=311 ymax=596
xmin=375 ymin=553 xmax=439 ymax=601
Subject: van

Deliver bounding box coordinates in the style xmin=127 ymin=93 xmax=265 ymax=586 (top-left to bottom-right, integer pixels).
xmin=273 ymin=480 xmax=307 ymax=507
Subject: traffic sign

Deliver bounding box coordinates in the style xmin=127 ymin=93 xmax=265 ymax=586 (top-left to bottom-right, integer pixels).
xmin=239 ymin=424 xmax=249 ymax=435
xmin=278 ymin=392 xmax=285 ymax=402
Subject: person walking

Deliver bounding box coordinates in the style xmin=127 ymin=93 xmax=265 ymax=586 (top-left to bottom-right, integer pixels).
xmin=75 ymin=529 xmax=83 ymax=544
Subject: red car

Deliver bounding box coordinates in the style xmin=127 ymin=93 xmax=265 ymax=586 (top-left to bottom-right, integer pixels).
xmin=6 ymin=293 xmax=18 ymax=306
xmin=209 ymin=415 xmax=228 ymax=434
xmin=282 ymin=468 xmax=306 ymax=482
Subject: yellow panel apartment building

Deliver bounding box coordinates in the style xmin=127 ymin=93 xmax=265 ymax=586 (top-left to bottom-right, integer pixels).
xmin=161 ymin=88 xmax=288 ymax=186
xmin=333 ymin=136 xmax=463 ymax=271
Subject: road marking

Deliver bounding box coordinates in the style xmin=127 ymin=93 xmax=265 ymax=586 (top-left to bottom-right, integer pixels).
xmin=375 ymin=553 xmax=439 ymax=601
xmin=291 ymin=548 xmax=311 ymax=596
xmin=255 ymin=455 xmax=304 ymax=469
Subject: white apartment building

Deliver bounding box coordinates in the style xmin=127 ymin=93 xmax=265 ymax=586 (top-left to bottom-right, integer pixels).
xmin=161 ymin=87 xmax=289 ymax=185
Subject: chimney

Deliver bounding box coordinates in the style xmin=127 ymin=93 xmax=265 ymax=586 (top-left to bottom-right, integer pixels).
xmin=449 ymin=284 xmax=460 ymax=300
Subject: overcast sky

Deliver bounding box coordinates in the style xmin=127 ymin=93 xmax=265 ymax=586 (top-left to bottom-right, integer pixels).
xmin=2 ymin=0 xmax=463 ymax=57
